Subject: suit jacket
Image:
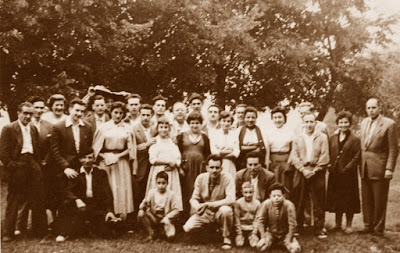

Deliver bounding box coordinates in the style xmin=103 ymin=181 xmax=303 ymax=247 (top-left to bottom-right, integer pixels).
xmin=132 ymin=123 xmax=156 ymax=180
xmin=36 ymin=120 xmax=53 ymax=163
xmin=0 ymin=121 xmax=40 ymax=170
xmin=360 ymin=115 xmax=398 ymax=179
xmin=236 ymin=168 xmax=275 ymax=202
xmin=190 ymin=172 xmax=235 ymax=212
xmin=62 ymin=167 xmax=113 ymax=213
xmin=329 ymin=131 xmax=360 ymax=175
xmin=50 ymin=119 xmax=93 ymax=175
xmin=83 ymin=111 xmax=109 ymax=135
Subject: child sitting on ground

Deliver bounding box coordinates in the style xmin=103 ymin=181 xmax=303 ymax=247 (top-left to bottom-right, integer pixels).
xmin=234 ymin=181 xmax=261 ymax=248
xmin=138 ymin=171 xmax=180 ymax=241
xmin=256 ymin=183 xmax=301 ymax=253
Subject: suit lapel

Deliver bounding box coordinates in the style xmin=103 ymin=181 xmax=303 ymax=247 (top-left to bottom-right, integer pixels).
xmin=66 ymin=125 xmax=77 ymax=154
xmin=258 ymin=171 xmax=266 ymax=200
xmin=14 ymin=122 xmax=23 ymax=150
xmin=367 ymin=116 xmax=383 ymax=148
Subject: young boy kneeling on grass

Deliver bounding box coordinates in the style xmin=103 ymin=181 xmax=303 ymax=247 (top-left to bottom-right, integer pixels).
xmin=138 ymin=171 xmax=180 ymax=241
xmin=256 ymin=183 xmax=301 ymax=253
xmin=234 ymin=181 xmax=261 ymax=248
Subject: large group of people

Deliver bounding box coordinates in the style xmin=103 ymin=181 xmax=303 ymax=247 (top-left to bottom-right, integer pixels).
xmin=0 ymin=91 xmax=398 ymax=252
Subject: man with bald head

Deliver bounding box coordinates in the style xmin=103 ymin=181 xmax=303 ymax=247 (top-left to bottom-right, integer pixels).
xmin=360 ymin=98 xmax=398 ymax=235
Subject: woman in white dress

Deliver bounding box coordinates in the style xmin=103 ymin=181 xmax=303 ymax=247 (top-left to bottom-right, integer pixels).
xmin=209 ymin=111 xmax=239 ymax=179
xmin=146 ymin=117 xmax=183 ymax=211
xmin=93 ymin=101 xmax=136 ymax=218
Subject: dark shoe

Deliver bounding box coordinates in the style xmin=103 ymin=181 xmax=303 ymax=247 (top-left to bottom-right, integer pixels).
xmin=144 ymin=235 xmax=154 ymax=242
xmin=359 ymin=228 xmax=373 ymax=234
xmin=372 ymin=231 xmax=384 ymax=237
xmin=2 ymin=236 xmax=14 ymax=242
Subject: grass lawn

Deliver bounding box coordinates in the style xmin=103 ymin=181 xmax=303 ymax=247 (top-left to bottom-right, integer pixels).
xmin=1 ymin=161 xmax=400 ymax=252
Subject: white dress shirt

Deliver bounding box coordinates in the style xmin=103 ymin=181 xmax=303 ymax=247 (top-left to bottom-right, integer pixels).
xmin=303 ymin=132 xmax=315 ymax=162
xmin=80 ymin=167 xmax=93 ymax=198
xmin=251 ymin=175 xmax=260 ymax=200
xmin=18 ymin=120 xmax=33 ymax=154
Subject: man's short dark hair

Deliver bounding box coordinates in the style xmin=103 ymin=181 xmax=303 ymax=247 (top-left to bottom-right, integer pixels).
xmin=152 ymin=95 xmax=168 ymax=104
xmin=139 ymin=104 xmax=154 ymax=114
xmin=206 ymin=154 xmax=223 ymax=165
xmin=126 ymin=93 xmax=142 ymax=103
xmin=29 ymin=96 xmax=46 ymax=105
xmin=69 ymin=98 xmax=85 ymax=108
xmin=93 ymin=95 xmax=105 ymax=102
xmin=156 ymin=171 xmax=169 ymax=182
xmin=18 ymin=102 xmax=33 ymax=112
xmin=246 ymin=151 xmax=261 ymax=162
xmin=269 ymin=183 xmax=286 ymax=195
xmin=188 ymin=93 xmax=204 ymax=103
xmin=79 ymin=148 xmax=94 ymax=158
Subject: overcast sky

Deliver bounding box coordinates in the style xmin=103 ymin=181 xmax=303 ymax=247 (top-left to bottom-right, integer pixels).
xmin=369 ymin=0 xmax=400 ymax=43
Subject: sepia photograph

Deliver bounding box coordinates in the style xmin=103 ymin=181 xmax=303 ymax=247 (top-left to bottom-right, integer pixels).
xmin=1 ymin=0 xmax=400 ymax=252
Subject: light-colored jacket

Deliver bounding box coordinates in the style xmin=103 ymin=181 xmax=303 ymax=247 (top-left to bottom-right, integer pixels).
xmin=360 ymin=115 xmax=398 ymax=179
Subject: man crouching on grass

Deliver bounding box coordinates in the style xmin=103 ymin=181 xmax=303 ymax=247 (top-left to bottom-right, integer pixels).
xmin=55 ymin=150 xmax=118 ymax=242
xmin=256 ymin=183 xmax=301 ymax=253
xmin=183 ymin=154 xmax=235 ymax=250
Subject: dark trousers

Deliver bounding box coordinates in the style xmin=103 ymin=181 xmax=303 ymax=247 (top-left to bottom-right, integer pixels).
xmin=3 ymin=154 xmax=47 ymax=237
xmin=134 ymin=177 xmax=148 ymax=214
xmin=293 ymin=170 xmax=326 ymax=231
xmin=361 ymin=178 xmax=390 ymax=233
xmin=56 ymin=198 xmax=111 ymax=237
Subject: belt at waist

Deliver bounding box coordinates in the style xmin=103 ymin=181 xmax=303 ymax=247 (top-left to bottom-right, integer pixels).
xmin=102 ymin=149 xmax=125 ymax=153
xmin=270 ymin=151 xmax=290 ymax=155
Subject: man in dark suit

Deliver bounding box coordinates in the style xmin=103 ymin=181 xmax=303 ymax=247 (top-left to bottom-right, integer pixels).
xmin=0 ymin=102 xmax=47 ymax=242
xmin=55 ymin=151 xmax=117 ymax=242
xmin=360 ymin=98 xmax=398 ymax=235
xmin=15 ymin=97 xmax=54 ymax=235
xmin=51 ymin=98 xmax=93 ymax=179
xmin=83 ymin=95 xmax=109 ymax=135
xmin=236 ymin=152 xmax=275 ymax=202
xmin=133 ymin=104 xmax=156 ymax=215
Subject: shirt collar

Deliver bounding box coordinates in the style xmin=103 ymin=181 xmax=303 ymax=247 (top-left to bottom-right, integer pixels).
xmin=80 ymin=166 xmax=93 ymax=175
xmin=370 ymin=114 xmax=381 ymax=123
xmin=18 ymin=120 xmax=30 ymax=131
xmin=209 ymin=174 xmax=221 ymax=185
xmin=94 ymin=114 xmax=105 ymax=121
xmin=31 ymin=118 xmax=41 ymax=125
xmin=66 ymin=116 xmax=85 ymax=127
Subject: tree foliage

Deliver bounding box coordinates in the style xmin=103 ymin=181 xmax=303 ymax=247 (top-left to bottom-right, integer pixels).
xmin=0 ymin=0 xmax=398 ymax=119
